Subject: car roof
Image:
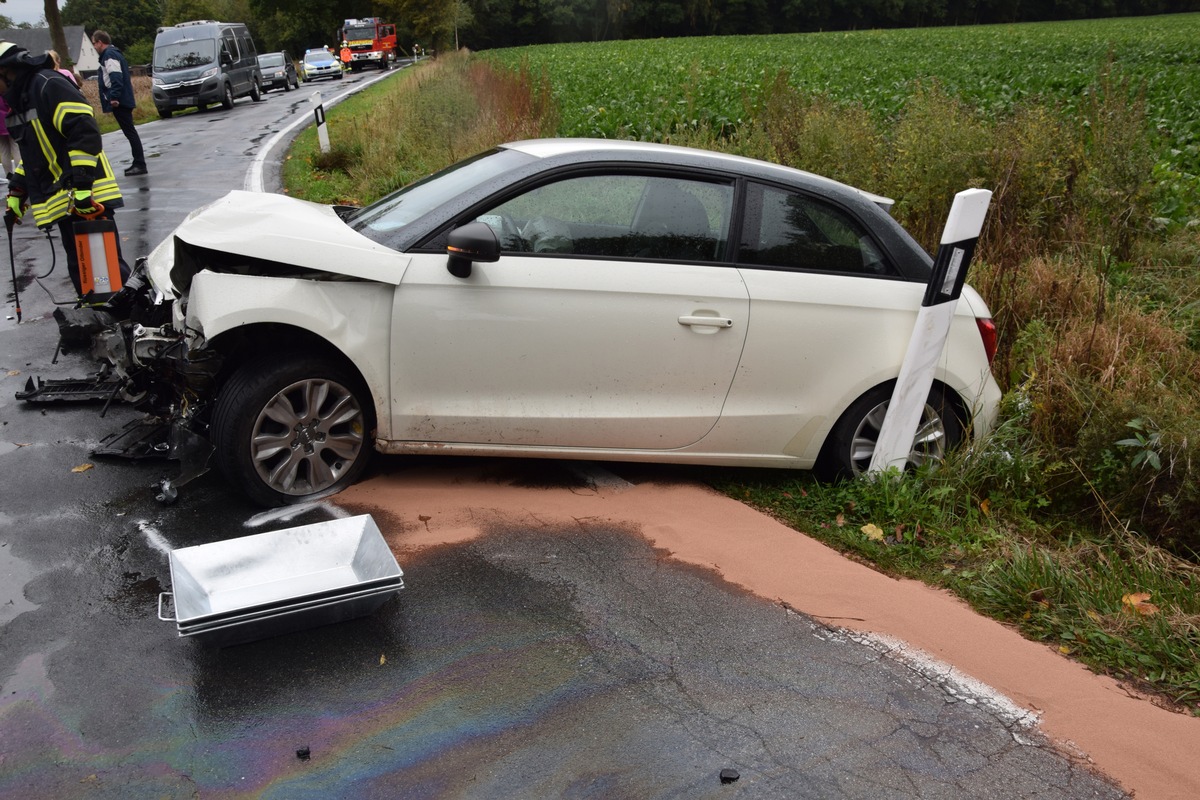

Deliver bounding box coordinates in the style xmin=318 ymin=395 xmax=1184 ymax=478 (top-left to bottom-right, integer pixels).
xmin=501 ymin=138 xmax=893 ymax=209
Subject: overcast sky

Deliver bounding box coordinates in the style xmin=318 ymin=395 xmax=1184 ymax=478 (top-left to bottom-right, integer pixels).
xmin=2 ymin=0 xmax=50 ymax=27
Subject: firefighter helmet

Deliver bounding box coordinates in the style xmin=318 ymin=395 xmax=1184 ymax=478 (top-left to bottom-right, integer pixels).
xmin=0 ymin=42 xmax=27 ymax=68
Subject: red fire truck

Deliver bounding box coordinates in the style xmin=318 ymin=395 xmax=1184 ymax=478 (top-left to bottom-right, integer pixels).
xmin=338 ymin=18 xmax=397 ymax=72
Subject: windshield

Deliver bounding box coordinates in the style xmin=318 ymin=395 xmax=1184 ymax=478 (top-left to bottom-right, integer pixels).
xmin=259 ymin=53 xmax=284 ymax=67
xmin=344 ymin=27 xmax=375 ymax=40
xmin=349 ymin=148 xmax=535 ymax=238
xmin=305 ymin=52 xmax=333 ymax=64
xmin=154 ymin=39 xmax=216 ymax=71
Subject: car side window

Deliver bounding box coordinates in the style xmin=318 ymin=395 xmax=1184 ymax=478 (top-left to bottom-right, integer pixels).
xmin=738 ymin=182 xmax=896 ymax=276
xmin=476 ymin=174 xmax=732 ymax=262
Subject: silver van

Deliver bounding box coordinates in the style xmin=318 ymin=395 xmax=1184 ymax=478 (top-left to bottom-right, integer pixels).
xmin=152 ymin=20 xmax=263 ymax=118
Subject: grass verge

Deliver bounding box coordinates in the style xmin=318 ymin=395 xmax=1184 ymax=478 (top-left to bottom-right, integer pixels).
xmin=283 ymin=54 xmax=555 ymax=205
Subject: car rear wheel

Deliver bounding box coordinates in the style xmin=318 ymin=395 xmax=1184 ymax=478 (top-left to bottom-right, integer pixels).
xmin=211 ymin=356 xmax=374 ymax=506
xmin=817 ymin=384 xmax=964 ymax=479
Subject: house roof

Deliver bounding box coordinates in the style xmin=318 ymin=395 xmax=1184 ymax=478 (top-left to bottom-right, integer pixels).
xmin=0 ymin=26 xmax=89 ymax=66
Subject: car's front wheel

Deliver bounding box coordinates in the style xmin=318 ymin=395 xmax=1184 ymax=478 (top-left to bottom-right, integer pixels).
xmin=817 ymin=383 xmax=964 ymax=479
xmin=250 ymin=78 xmax=263 ymax=101
xmin=211 ymin=356 xmax=374 ymax=506
xmin=221 ymin=83 xmax=235 ymax=109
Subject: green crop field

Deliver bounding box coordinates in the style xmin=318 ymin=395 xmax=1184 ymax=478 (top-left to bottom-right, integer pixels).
xmin=484 ymin=14 xmax=1200 ymax=179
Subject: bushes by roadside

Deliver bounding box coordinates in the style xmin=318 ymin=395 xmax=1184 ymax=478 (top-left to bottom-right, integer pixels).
xmin=671 ymin=67 xmax=1200 ymax=557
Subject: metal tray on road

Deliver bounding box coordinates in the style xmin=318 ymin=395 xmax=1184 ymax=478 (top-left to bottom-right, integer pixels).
xmin=158 ymin=514 xmax=403 ymax=645
xmin=172 ymin=585 xmax=402 ymax=647
xmin=171 ymin=580 xmax=403 ymax=634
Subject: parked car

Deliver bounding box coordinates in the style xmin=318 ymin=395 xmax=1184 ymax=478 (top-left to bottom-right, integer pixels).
xmin=301 ymin=48 xmax=343 ymax=81
xmin=98 ymin=139 xmax=1001 ymax=506
xmin=257 ymin=50 xmax=298 ymax=92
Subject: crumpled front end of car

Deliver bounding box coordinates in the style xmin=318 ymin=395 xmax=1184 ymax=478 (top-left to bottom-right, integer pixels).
xmin=94 ymin=255 xmax=222 ymax=456
xmin=68 ymin=190 xmax=401 ymax=497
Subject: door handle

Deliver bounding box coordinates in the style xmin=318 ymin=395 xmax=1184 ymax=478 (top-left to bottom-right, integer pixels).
xmin=678 ymin=315 xmax=733 ymax=328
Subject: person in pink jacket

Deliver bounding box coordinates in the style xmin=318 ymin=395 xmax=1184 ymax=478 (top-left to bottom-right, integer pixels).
xmin=0 ymin=94 xmax=15 ymax=179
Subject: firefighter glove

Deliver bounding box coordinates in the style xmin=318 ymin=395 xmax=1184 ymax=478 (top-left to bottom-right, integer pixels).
xmin=5 ymin=193 xmax=24 ymax=225
xmin=71 ymin=189 xmax=103 ymax=218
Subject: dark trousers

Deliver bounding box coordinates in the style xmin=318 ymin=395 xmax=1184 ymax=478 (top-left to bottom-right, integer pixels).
xmin=56 ymin=210 xmax=130 ymax=302
xmin=112 ymin=106 xmax=146 ymax=168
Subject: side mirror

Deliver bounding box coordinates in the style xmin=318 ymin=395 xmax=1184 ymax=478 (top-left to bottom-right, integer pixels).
xmin=446 ymin=221 xmax=500 ymax=279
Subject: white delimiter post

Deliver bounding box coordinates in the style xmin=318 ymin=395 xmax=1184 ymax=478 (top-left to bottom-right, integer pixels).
xmin=311 ymin=91 xmax=331 ymax=154
xmin=868 ymin=188 xmax=992 ymax=475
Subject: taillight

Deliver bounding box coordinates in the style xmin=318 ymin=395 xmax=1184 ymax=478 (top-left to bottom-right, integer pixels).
xmin=976 ymin=318 xmax=998 ymax=365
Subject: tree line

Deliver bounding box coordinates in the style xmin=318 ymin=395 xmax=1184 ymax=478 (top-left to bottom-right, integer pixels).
xmin=48 ymin=0 xmax=1200 ymax=66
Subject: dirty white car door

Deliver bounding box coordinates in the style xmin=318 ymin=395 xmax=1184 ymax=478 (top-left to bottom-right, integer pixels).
xmin=388 ymin=173 xmax=748 ymax=450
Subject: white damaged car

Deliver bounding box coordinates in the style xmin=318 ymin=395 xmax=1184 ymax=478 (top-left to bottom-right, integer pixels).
xmin=96 ymin=139 xmax=1001 ymax=506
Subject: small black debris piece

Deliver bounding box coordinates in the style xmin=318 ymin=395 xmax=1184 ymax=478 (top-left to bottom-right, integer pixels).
xmin=720 ymin=768 xmax=740 ymax=784
xmin=155 ymin=479 xmax=178 ymax=506
xmin=296 ymin=746 xmax=311 ymax=761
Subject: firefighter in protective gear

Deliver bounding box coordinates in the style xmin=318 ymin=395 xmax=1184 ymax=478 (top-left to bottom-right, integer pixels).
xmin=0 ymin=41 xmax=129 ymax=303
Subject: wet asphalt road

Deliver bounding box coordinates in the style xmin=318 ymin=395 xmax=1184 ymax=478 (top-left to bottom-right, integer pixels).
xmin=0 ymin=69 xmax=1129 ymax=798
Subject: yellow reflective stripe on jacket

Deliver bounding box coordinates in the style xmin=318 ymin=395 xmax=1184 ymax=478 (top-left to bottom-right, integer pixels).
xmin=31 ymin=190 xmax=71 ymax=226
xmin=92 ymin=177 xmax=122 ymax=204
xmin=31 ymin=118 xmax=63 ymax=184
xmin=69 ymin=149 xmax=99 ymax=170
xmin=53 ymin=101 xmax=95 ymax=131
xmin=30 ymin=177 xmax=122 ymax=226
xmin=93 ymin=152 xmax=120 ymax=197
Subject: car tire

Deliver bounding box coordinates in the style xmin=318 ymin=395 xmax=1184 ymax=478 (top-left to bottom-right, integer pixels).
xmin=816 ymin=383 xmax=965 ymax=480
xmin=157 ymin=106 xmax=172 ymax=119
xmin=250 ymin=78 xmax=263 ymax=101
xmin=210 ymin=355 xmax=375 ymax=507
xmin=221 ymin=83 xmax=235 ymax=109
